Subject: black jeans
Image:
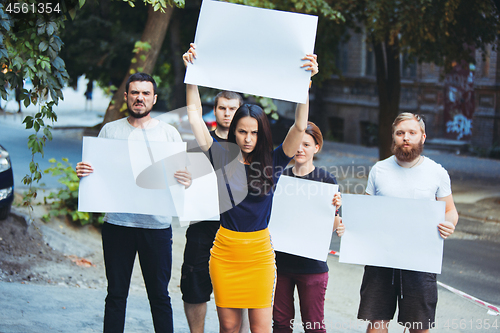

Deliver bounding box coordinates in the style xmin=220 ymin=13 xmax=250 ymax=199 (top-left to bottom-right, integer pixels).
xmin=102 ymin=222 xmax=173 ymax=333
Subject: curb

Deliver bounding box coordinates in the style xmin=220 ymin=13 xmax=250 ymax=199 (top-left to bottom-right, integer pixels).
xmin=10 ymin=206 xmax=33 ymax=227
xmin=455 ymin=203 xmax=500 ymax=224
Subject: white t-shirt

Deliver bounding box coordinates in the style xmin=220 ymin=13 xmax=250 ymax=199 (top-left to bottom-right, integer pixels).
xmin=366 ymin=155 xmax=452 ymax=200
xmin=98 ymin=118 xmax=183 ymax=229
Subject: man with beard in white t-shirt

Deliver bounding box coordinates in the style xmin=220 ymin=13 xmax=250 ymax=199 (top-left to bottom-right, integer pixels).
xmin=357 ymin=112 xmax=459 ymax=333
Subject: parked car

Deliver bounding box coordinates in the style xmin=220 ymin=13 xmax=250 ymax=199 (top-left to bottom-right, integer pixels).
xmin=0 ymin=144 xmax=14 ymax=220
xmin=202 ymin=110 xmax=217 ymax=131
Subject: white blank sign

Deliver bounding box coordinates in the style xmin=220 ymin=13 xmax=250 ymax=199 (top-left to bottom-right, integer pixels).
xmin=178 ymin=152 xmax=219 ymax=226
xmin=339 ymin=194 xmax=445 ymax=274
xmin=78 ymin=137 xmax=186 ymax=216
xmin=269 ymin=175 xmax=338 ymax=261
xmin=184 ymin=0 xmax=318 ymax=103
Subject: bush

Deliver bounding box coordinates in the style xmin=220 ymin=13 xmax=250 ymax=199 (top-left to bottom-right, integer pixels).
xmin=489 ymin=145 xmax=500 ymax=160
xmin=42 ymin=158 xmax=104 ymax=225
xmin=469 ymin=143 xmax=500 ymax=160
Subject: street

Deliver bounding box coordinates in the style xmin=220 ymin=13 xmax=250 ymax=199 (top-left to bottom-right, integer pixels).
xmin=0 ymin=118 xmax=85 ymax=189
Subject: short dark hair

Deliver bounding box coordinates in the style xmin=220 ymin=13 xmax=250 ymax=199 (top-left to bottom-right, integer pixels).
xmin=214 ymin=91 xmax=243 ymax=109
xmin=125 ymin=72 xmax=157 ymax=95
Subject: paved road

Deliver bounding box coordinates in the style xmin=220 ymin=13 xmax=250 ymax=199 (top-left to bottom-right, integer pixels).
xmin=441 ymin=237 xmax=500 ymax=306
xmin=0 ymin=121 xmax=84 ymax=189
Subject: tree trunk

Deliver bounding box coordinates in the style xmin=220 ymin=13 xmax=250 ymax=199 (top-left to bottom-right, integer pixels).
xmin=102 ymin=5 xmax=174 ymax=125
xmin=310 ymin=83 xmax=327 ymax=138
xmin=373 ymin=33 xmax=401 ymax=160
xmin=169 ymin=10 xmax=186 ymax=110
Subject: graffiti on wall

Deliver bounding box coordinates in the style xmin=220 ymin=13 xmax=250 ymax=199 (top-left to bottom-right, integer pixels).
xmin=444 ymin=63 xmax=475 ymax=141
xmin=446 ymin=114 xmax=472 ymax=140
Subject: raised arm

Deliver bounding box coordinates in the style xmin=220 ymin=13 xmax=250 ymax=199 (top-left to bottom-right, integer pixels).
xmin=186 ymin=84 xmax=213 ymax=151
xmin=282 ymin=54 xmax=318 ymax=157
xmin=183 ymin=44 xmax=213 ymax=151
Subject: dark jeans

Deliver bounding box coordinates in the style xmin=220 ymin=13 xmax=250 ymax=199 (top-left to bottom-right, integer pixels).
xmin=273 ymin=272 xmax=329 ymax=333
xmin=102 ymin=222 xmax=173 ymax=333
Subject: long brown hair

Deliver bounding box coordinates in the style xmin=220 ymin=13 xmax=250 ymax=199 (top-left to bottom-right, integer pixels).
xmin=227 ymin=104 xmax=273 ymax=195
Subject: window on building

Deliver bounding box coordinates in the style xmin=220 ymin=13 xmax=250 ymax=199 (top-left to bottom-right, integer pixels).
xmin=480 ymin=48 xmax=491 ymax=78
xmin=366 ymin=45 xmax=375 ymax=76
xmin=335 ymin=42 xmax=349 ymax=75
xmin=328 ymin=116 xmax=344 ymax=142
xmin=360 ymin=121 xmax=378 ymax=147
xmin=401 ymin=52 xmax=417 ymax=79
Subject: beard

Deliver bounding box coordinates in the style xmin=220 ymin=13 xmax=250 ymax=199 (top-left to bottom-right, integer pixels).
xmin=128 ymin=109 xmax=151 ymax=119
xmin=391 ymin=140 xmax=424 ymax=162
xmin=128 ymin=102 xmax=151 ymax=119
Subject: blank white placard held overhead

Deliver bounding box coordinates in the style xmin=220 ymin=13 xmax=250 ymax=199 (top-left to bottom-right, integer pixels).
xmin=184 ymin=0 xmax=318 ymax=104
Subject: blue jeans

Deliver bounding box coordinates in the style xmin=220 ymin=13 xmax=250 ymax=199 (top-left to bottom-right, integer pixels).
xmin=102 ymin=222 xmax=173 ymax=333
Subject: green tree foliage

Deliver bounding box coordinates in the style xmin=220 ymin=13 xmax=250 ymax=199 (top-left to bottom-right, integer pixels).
xmin=42 ymin=158 xmax=104 ymax=225
xmin=59 ymin=0 xmax=149 ymax=89
xmin=58 ymin=0 xmax=188 ymax=113
xmin=56 ymin=0 xmax=345 ymax=120
xmin=100 ymin=0 xmax=186 ymax=124
xmin=153 ymin=3 xmax=200 ymax=110
xmin=332 ymin=0 xmax=500 ymax=159
xmin=0 ymin=0 xmax=81 ymax=218
xmin=0 ymin=0 xmax=183 ymax=219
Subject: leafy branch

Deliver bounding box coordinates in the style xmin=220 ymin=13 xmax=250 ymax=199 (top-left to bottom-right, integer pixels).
xmin=0 ymin=0 xmax=80 ymax=220
xmin=122 ymin=0 xmax=184 ymax=11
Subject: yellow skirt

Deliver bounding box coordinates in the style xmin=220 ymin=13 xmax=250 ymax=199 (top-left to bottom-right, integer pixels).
xmin=209 ymin=226 xmax=276 ymax=308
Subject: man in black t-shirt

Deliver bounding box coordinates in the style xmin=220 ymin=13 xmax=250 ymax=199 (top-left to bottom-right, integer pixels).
xmin=181 ymin=91 xmax=244 ymax=333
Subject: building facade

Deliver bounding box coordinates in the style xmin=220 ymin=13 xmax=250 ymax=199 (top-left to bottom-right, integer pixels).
xmin=310 ymin=29 xmax=500 ymax=151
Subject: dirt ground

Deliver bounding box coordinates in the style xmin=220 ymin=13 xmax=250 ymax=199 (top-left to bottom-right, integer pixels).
xmin=0 ymin=207 xmax=107 ymax=288
xmin=0 ymin=197 xmax=189 ymax=297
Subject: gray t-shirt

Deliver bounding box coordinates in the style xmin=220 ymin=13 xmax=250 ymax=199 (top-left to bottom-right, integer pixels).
xmin=98 ymin=118 xmax=183 ymax=229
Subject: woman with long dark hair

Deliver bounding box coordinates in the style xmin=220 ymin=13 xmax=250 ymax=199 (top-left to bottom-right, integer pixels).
xmin=183 ymin=44 xmax=318 ymax=333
